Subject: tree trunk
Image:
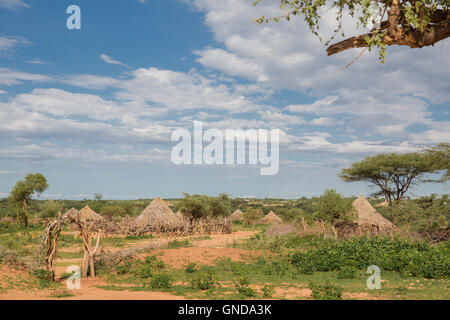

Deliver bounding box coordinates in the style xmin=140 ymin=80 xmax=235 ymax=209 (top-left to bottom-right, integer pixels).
xmin=22 ymin=200 xmax=29 ymax=228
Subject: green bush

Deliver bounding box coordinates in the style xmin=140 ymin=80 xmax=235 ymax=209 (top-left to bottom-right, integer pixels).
xmin=290 ymin=236 xmax=450 ymax=279
xmin=309 ymin=280 xmax=343 ymax=300
xmin=100 ymin=206 xmax=127 ymax=217
xmin=30 ymin=268 xmax=52 ymax=280
xmin=314 ymin=189 xmax=354 ymax=223
xmin=337 ymin=266 xmax=358 ymax=279
xmin=190 ymin=272 xmax=217 ymax=290
xmin=184 ymin=262 xmax=198 ymax=273
xmin=234 ymin=276 xmax=257 ymax=298
xmin=168 ymin=239 xmax=192 ymax=249
xmin=149 ymin=273 xmax=173 ymax=289
xmin=116 ymin=261 xmax=133 ymax=275
xmin=261 ymin=285 xmax=275 ymax=298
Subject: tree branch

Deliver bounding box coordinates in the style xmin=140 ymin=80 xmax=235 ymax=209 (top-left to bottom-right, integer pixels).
xmin=327 ymin=18 xmax=450 ymax=56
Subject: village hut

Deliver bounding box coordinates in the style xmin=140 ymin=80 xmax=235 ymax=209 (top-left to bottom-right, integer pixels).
xmin=64 ymin=206 xmax=104 ymax=232
xmin=64 ymin=207 xmax=79 ymax=220
xmin=78 ymin=205 xmax=104 ymax=222
xmin=258 ymin=210 xmax=283 ymax=225
xmin=230 ymin=209 xmax=244 ymax=221
xmin=334 ymin=195 xmax=395 ymax=238
xmin=134 ymin=197 xmax=181 ymax=230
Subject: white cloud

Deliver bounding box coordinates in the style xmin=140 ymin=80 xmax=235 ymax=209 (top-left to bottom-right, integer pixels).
xmin=0 ymin=36 xmax=29 ymax=52
xmin=115 ymin=67 xmax=261 ymax=113
xmin=289 ymin=135 xmax=417 ymax=154
xmin=0 ymin=68 xmax=52 ymax=86
xmin=100 ymin=54 xmax=130 ymax=68
xmin=0 ymin=0 xmax=28 ymax=10
xmin=0 ymin=144 xmax=169 ymax=164
xmin=26 ymin=58 xmax=46 ymax=65
xmin=195 ymin=48 xmax=268 ymax=82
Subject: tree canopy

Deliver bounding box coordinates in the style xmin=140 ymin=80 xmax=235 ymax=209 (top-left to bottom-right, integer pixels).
xmin=9 ymin=173 xmax=48 ymax=227
xmin=340 ymin=148 xmax=446 ymax=203
xmin=255 ymin=0 xmax=450 ymax=63
xmin=314 ymin=189 xmax=354 ymax=223
xmin=425 ymin=143 xmax=450 ymax=182
xmin=178 ymin=193 xmax=232 ymax=220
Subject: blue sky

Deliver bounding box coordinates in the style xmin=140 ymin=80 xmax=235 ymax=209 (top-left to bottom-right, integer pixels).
xmin=0 ymin=0 xmax=449 ymax=200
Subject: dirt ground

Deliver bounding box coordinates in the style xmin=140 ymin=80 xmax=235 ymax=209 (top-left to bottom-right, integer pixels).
xmin=0 ymin=230 xmax=260 ymax=300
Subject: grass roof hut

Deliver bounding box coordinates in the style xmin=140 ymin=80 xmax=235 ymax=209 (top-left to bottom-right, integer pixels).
xmin=259 ymin=210 xmax=283 ymax=225
xmin=64 ymin=207 xmax=79 ymax=220
xmin=78 ymin=205 xmax=104 ymax=222
xmin=134 ymin=197 xmax=181 ymax=231
xmin=335 ymin=195 xmax=395 ymax=238
xmin=64 ymin=206 xmax=104 ymax=231
xmin=230 ymin=209 xmax=244 ymax=221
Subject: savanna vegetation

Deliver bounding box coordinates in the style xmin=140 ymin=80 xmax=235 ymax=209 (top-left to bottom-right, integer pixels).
xmin=0 ymin=144 xmax=448 ymax=299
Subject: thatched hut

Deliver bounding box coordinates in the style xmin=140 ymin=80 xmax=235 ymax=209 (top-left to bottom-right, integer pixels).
xmin=230 ymin=209 xmax=243 ymax=221
xmin=175 ymin=210 xmax=184 ymax=221
xmin=78 ymin=205 xmax=104 ymax=222
xmin=64 ymin=207 xmax=79 ymax=220
xmin=134 ymin=197 xmax=181 ymax=230
xmin=64 ymin=206 xmax=104 ymax=232
xmin=259 ymin=210 xmax=283 ymax=225
xmin=335 ymin=195 xmax=395 ymax=238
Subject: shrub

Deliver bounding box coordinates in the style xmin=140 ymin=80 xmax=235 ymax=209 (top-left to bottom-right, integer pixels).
xmin=309 ymin=280 xmax=343 ymax=300
xmin=234 ymin=276 xmax=257 ymax=299
xmin=184 ymin=262 xmax=198 ymax=273
xmin=337 ymin=266 xmax=358 ymax=279
xmin=261 ymin=285 xmax=275 ymax=298
xmin=290 ymin=236 xmax=450 ymax=279
xmin=100 ymin=206 xmax=127 ymax=217
xmin=314 ymin=189 xmax=354 ymax=223
xmin=116 ymin=261 xmax=133 ymax=275
xmin=149 ymin=273 xmax=173 ymax=289
xmin=168 ymin=239 xmax=192 ymax=249
xmin=137 ymin=265 xmax=153 ymax=279
xmin=190 ymin=272 xmax=217 ymax=290
xmin=30 ymin=268 xmax=52 ymax=280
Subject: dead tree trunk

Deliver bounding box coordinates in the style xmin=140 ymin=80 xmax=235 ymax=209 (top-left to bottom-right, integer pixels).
xmin=78 ymin=220 xmax=101 ymax=278
xmin=43 ymin=204 xmax=64 ymax=281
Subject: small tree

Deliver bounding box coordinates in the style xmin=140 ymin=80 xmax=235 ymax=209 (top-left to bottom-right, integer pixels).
xmin=340 ymin=152 xmax=438 ymax=204
xmin=314 ymin=189 xmax=354 ymax=224
xmin=242 ymin=208 xmax=265 ymax=226
xmin=9 ymin=173 xmax=48 ymax=227
xmin=178 ymin=193 xmax=232 ymax=220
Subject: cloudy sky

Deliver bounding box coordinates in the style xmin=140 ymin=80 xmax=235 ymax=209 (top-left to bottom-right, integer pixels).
xmin=0 ymin=0 xmax=448 ymax=199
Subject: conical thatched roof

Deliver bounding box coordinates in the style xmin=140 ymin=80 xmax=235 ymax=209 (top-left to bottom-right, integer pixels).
xmin=353 ymin=195 xmax=394 ymax=230
xmin=64 ymin=207 xmax=79 ymax=220
xmin=134 ymin=197 xmax=181 ymax=229
xmin=259 ymin=210 xmax=282 ymax=225
xmin=78 ymin=205 xmax=104 ymax=221
xmin=336 ymin=195 xmax=395 ymax=237
xmin=230 ymin=209 xmax=243 ymax=221
xmin=175 ymin=210 xmax=183 ymax=220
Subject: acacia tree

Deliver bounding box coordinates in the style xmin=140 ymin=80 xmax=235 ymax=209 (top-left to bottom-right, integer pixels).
xmin=9 ymin=173 xmax=48 ymax=227
xmin=340 ymin=151 xmax=438 ymax=204
xmin=255 ymin=0 xmax=450 ymax=63
xmin=425 ymin=143 xmax=450 ymax=182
